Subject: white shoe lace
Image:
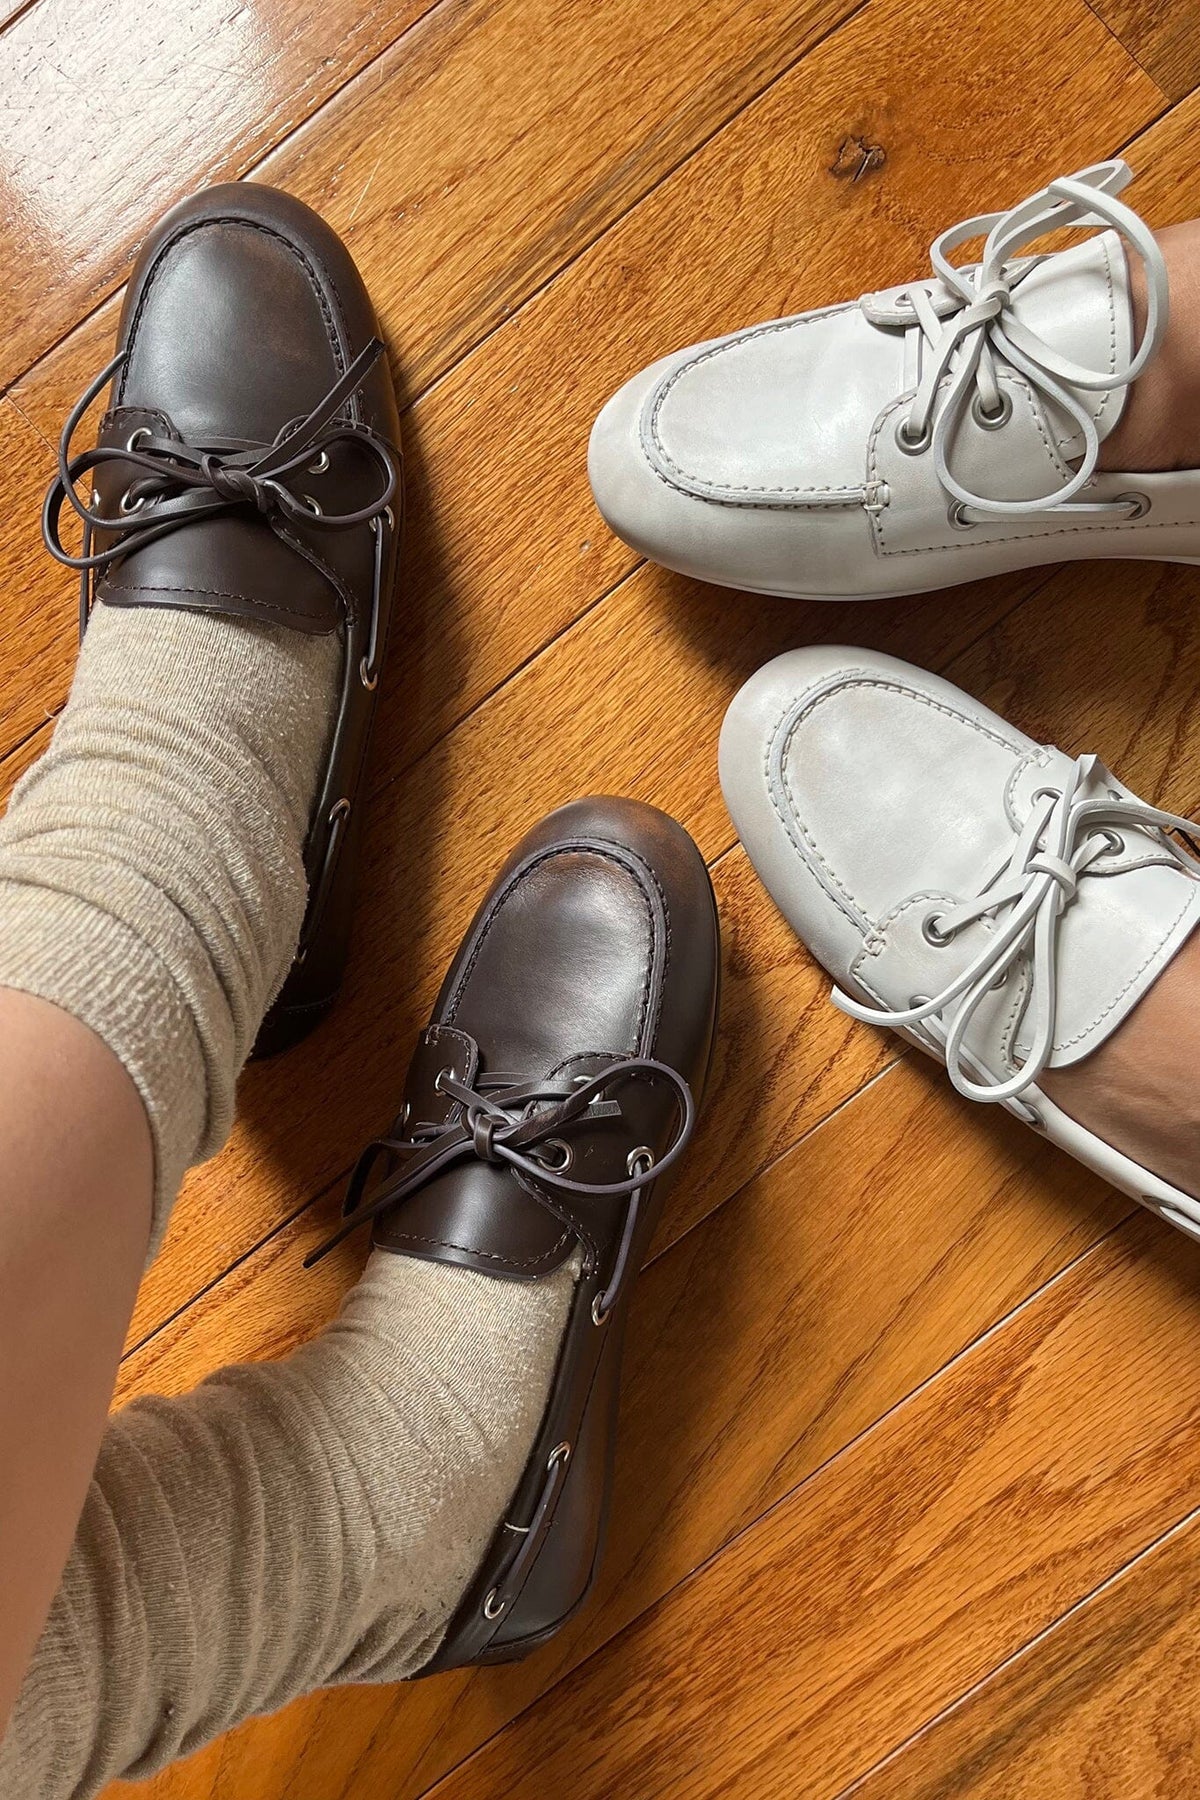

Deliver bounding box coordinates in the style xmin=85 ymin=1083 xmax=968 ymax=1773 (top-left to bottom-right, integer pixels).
xmin=889 ymin=160 xmax=1168 ymax=520
xmin=831 ymin=755 xmax=1200 ymax=1105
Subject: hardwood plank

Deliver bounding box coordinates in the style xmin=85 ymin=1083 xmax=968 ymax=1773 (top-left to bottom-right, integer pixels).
xmin=0 ymin=0 xmax=856 ymax=400
xmin=0 ymin=397 xmax=60 ymax=750
xmin=107 ymin=1054 xmax=1125 ymax=1800
xmin=113 ymin=553 xmax=1041 ymax=1358
xmin=1085 ymin=0 xmax=1200 ymax=100
xmin=844 ymin=1507 xmax=1200 ymax=1797
xmin=425 ymin=1206 xmax=1200 ymax=1800
xmin=0 ymin=0 xmax=439 ymax=391
xmin=6 ymin=0 xmax=1160 ymax=773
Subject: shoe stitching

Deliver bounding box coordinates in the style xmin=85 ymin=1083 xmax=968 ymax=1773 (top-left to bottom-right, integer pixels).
xmin=445 ymin=841 xmax=661 ymax=1054
xmin=869 ymin=378 xmax=1072 ymax=557
xmin=875 ymin=512 xmax=1200 ymax=558
xmin=767 ymin=674 xmax=1024 ymax=929
xmin=375 ymin=1226 xmax=574 ymax=1271
xmin=1053 ymin=884 xmax=1199 ymax=1050
xmin=97 ymin=580 xmax=333 ymax=622
xmin=120 ymin=215 xmax=351 ymax=398
xmin=644 ymin=305 xmax=866 ymax=501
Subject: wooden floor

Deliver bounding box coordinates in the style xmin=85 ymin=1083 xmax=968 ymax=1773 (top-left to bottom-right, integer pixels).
xmin=5 ymin=0 xmax=1200 ymax=1793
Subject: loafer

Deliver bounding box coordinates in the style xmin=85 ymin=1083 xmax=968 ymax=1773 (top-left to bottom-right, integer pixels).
xmin=589 ymin=161 xmax=1196 ymax=601
xmin=720 ymin=645 xmax=1200 ymax=1239
xmin=43 ymin=183 xmax=403 ymax=1056
xmin=308 ymin=797 xmax=720 ymax=1668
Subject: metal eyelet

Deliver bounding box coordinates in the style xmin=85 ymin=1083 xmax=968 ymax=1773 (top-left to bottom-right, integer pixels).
xmin=1030 ymin=785 xmax=1060 ymax=805
xmin=627 ymin=1145 xmax=654 ymax=1178
xmin=591 ymin=1293 xmax=611 ymax=1327
xmin=947 ymin=499 xmax=975 ymax=531
xmin=328 ymin=797 xmax=351 ymax=825
xmin=895 ymin=414 xmax=932 ymax=455
xmin=971 ymin=389 xmax=1012 ymax=430
xmin=301 ymin=493 xmax=323 ymax=517
xmin=397 ymin=1101 xmax=411 ymax=1129
xmin=433 ymin=1067 xmax=454 ymax=1095
xmin=359 ymin=657 xmax=378 ymax=691
xmin=125 ymin=427 xmax=153 ymax=453
xmin=119 ymin=487 xmax=146 ymax=515
xmin=1115 ymin=490 xmax=1150 ymax=520
xmin=370 ymin=504 xmax=396 ymax=535
xmin=547 ymin=1441 xmax=571 ymax=1469
xmin=1090 ymin=827 xmax=1125 ymax=857
xmin=483 ymin=1590 xmax=507 ymax=1620
xmin=922 ymin=911 xmax=952 ymax=947
xmin=537 ymin=1138 xmax=574 ymax=1173
xmin=308 ymin=449 xmax=330 ymax=475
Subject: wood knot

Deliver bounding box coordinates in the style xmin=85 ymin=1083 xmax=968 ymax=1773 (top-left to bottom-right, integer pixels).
xmin=829 ymin=136 xmax=887 ymax=182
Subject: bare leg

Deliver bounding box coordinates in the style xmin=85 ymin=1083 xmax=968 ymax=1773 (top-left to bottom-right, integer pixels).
xmin=0 ymin=994 xmax=151 ymax=1727
xmin=1099 ymin=220 xmax=1200 ymax=473
xmin=1032 ymin=226 xmax=1200 ymax=1193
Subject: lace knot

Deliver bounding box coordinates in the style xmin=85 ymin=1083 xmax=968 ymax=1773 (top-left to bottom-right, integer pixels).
xmin=199 ymin=455 xmax=274 ymax=513
xmin=1026 ymin=850 xmax=1078 ymax=903
xmin=831 ymin=751 xmax=1200 ymax=1108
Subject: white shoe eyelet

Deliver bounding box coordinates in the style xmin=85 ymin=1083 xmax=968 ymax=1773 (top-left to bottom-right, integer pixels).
xmin=922 ymin=911 xmax=952 ymax=947
xmin=1115 ymin=490 xmax=1150 ymax=520
xmin=1090 ymin=827 xmax=1125 ymax=857
xmin=895 ymin=415 xmax=932 ymax=455
xmin=971 ymin=389 xmax=1012 ymax=430
xmin=947 ymin=499 xmax=975 ymax=531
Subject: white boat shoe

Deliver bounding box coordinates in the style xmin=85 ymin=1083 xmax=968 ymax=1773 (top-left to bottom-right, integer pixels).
xmin=720 ymin=645 xmax=1200 ymax=1239
xmin=589 ymin=162 xmax=1199 ymax=602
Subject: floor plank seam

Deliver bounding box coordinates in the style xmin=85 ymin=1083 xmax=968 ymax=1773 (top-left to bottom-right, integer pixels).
xmin=0 ymin=0 xmax=866 ymax=414
xmin=409 ymin=1195 xmax=1141 ymax=1800
xmin=832 ymin=1491 xmax=1200 ymax=1797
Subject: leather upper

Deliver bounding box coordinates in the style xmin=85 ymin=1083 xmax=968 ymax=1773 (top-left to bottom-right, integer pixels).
xmin=45 ymin=183 xmax=405 ymax=1053
xmin=589 ymin=162 xmax=1200 ymax=600
xmin=720 ymin=647 xmax=1200 ymax=1091
xmin=347 ymin=798 xmax=720 ymax=1671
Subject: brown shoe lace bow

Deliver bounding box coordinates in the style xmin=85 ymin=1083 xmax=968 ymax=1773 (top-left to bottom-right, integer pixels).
xmin=305 ymin=1055 xmax=696 ymax=1317
xmin=43 ymin=338 xmax=399 ymax=634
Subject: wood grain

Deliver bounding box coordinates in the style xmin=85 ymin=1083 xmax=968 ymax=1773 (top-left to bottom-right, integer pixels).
xmin=109 ymin=1055 xmax=1125 ymax=1800
xmin=0 ymin=0 xmax=857 ymax=399
xmin=844 ymin=1505 xmax=1200 ymax=1797
xmin=424 ymin=1208 xmax=1200 ymax=1800
xmin=0 ymin=0 xmax=437 ymax=389
xmin=1085 ymin=0 xmax=1200 ymax=99
xmin=5 ymin=0 xmax=1160 ymax=774
xmin=113 ymin=553 xmax=1042 ymax=1360
xmin=106 ymin=548 xmax=1200 ymax=1797
xmin=0 ymin=4 xmax=1194 ymax=1799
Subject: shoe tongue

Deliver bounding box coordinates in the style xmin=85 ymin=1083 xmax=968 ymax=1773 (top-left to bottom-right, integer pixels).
xmin=1001 ymin=229 xmax=1134 ymax=454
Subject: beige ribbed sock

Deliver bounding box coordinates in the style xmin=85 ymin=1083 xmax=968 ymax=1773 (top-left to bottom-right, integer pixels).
xmin=1 ymin=1251 xmax=574 ymax=1800
xmin=0 ymin=601 xmax=339 ymax=1254
xmin=0 ymin=599 xmax=575 ymax=1796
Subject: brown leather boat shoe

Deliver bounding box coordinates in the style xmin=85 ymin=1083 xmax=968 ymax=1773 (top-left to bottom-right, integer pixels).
xmin=308 ymin=796 xmax=721 ymax=1669
xmin=42 ymin=182 xmax=402 ymax=1057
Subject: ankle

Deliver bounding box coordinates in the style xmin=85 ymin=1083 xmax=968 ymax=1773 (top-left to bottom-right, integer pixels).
xmin=1041 ymin=930 xmax=1200 ymax=1199
xmin=1099 ymin=219 xmax=1200 ymax=474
